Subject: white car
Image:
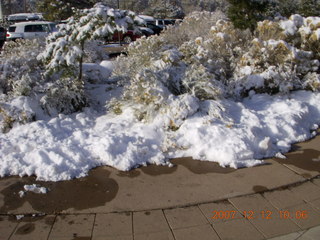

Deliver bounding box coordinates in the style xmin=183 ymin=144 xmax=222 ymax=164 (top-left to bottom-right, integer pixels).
xmin=6 ymin=21 xmax=57 ymax=41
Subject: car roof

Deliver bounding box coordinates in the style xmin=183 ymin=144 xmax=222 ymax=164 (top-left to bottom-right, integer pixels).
xmin=10 ymin=21 xmax=56 ymax=27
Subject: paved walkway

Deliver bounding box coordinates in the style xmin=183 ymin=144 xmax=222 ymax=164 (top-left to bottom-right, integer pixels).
xmin=1 ymin=134 xmax=320 ymax=239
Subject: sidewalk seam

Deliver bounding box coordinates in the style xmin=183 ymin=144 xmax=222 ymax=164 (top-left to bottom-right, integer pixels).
xmin=90 ymin=213 xmax=97 ymax=240
xmin=197 ymin=204 xmax=223 ymax=240
xmin=227 ymin=197 xmax=268 ymax=239
xmin=46 ymin=214 xmax=57 ymax=240
xmin=161 ymin=209 xmax=177 ymax=240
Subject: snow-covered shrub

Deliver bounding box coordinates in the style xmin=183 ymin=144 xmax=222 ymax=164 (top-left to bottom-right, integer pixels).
xmin=83 ymin=40 xmax=109 ymax=63
xmin=234 ymin=14 xmax=320 ymax=96
xmin=161 ymin=11 xmax=227 ymax=46
xmin=111 ymin=14 xmax=320 ymax=123
xmin=0 ymin=39 xmax=46 ymax=96
xmin=257 ymin=15 xmax=320 ymax=57
xmin=110 ymin=15 xmax=249 ymax=121
xmin=0 ymin=39 xmax=46 ymax=132
xmin=0 ymin=99 xmax=36 ymax=133
xmin=40 ymin=84 xmax=86 ymax=116
xmin=256 ymin=20 xmax=285 ymax=41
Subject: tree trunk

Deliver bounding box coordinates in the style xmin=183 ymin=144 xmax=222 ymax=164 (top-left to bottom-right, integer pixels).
xmin=78 ymin=41 xmax=84 ymax=90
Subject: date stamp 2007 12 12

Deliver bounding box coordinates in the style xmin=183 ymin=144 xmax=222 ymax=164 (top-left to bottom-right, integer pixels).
xmin=212 ymin=210 xmax=309 ymax=220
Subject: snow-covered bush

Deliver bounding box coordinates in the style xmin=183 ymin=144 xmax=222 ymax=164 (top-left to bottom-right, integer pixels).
xmin=0 ymin=39 xmax=46 ymax=132
xmin=0 ymin=97 xmax=36 ymax=133
xmin=234 ymin=14 xmax=320 ymax=96
xmin=83 ymin=40 xmax=109 ymax=63
xmin=161 ymin=11 xmax=227 ymax=46
xmin=40 ymin=85 xmax=86 ymax=115
xmin=0 ymin=39 xmax=46 ymax=96
xmin=110 ymin=14 xmax=249 ymax=121
xmin=111 ymin=14 xmax=320 ymax=123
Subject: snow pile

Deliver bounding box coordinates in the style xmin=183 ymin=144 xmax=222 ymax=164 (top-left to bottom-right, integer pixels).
xmin=1 ymin=90 xmax=320 ymax=181
xmin=1 ymin=11 xmax=320 ymax=181
xmin=19 ymin=184 xmax=49 ymax=197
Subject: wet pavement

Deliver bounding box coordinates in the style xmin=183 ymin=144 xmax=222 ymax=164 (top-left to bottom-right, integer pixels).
xmin=0 ymin=134 xmax=320 ymax=239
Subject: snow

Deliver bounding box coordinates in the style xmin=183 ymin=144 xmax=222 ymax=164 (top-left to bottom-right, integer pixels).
xmin=1 ymin=79 xmax=320 ymax=181
xmin=16 ymin=215 xmax=24 ymax=220
xmin=314 ymin=29 xmax=320 ymax=40
xmin=1 ymin=12 xmax=320 ymax=182
xmin=20 ymin=184 xmax=48 ymax=196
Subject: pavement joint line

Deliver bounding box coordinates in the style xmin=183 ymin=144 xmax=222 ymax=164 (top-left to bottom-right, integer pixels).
xmin=279 ymin=162 xmax=315 ymax=181
xmin=260 ymin=190 xmax=304 ymax=232
xmin=225 ymin=197 xmax=270 ymax=239
xmin=161 ymin=209 xmax=177 ymax=240
xmin=295 ymin=227 xmax=313 ymax=240
xmin=90 ymin=213 xmax=97 ymax=240
xmin=208 ymin=224 xmax=222 ymax=240
xmin=7 ymin=217 xmax=19 ymax=240
xmin=197 ymin=203 xmax=211 ymax=225
xmin=132 ymin=211 xmax=135 ymax=240
xmin=247 ymin=216 xmax=268 ymax=239
xmin=46 ymin=214 xmax=57 ymax=240
xmin=197 ymin=203 xmax=227 ymax=240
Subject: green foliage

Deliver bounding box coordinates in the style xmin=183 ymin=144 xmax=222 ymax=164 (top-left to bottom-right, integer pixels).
xmin=299 ymin=0 xmax=320 ymax=17
xmin=227 ymin=0 xmax=270 ymax=32
xmin=266 ymin=0 xmax=320 ymax=18
xmin=36 ymin=0 xmax=99 ymax=21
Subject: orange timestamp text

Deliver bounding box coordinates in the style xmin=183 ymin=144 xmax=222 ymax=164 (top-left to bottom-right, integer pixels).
xmin=212 ymin=210 xmax=308 ymax=220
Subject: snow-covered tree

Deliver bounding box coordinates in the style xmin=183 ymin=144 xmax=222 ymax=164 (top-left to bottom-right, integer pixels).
xmin=38 ymin=3 xmax=139 ymax=114
xmin=40 ymin=3 xmax=137 ymax=81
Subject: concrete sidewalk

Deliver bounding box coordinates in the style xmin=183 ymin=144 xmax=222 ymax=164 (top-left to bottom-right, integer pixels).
xmin=0 ymin=134 xmax=320 ymax=239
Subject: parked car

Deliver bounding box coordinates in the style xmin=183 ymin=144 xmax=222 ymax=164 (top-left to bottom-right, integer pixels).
xmin=145 ymin=22 xmax=163 ymax=35
xmin=106 ymin=30 xmax=140 ymax=44
xmin=146 ymin=19 xmax=176 ymax=30
xmin=6 ymin=21 xmax=57 ymax=41
xmin=106 ymin=27 xmax=154 ymax=44
xmin=139 ymin=27 xmax=154 ymax=37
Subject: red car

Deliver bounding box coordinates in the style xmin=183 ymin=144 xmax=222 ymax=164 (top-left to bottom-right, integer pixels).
xmin=108 ymin=30 xmax=142 ymax=44
xmin=107 ymin=27 xmax=154 ymax=44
